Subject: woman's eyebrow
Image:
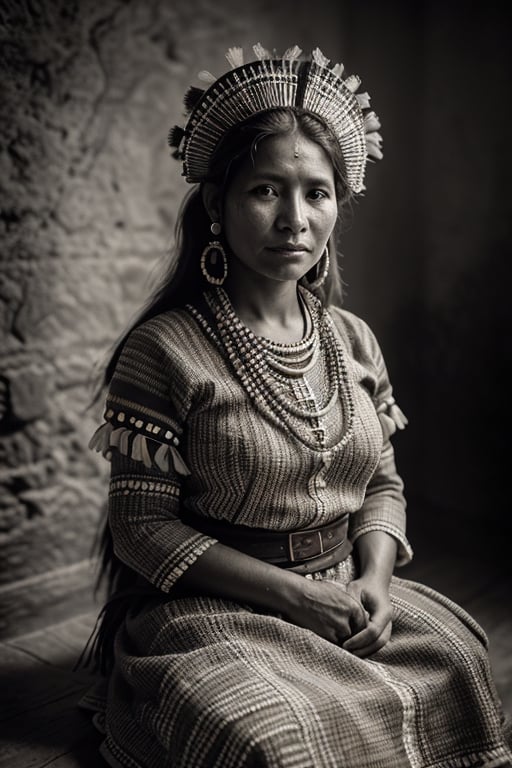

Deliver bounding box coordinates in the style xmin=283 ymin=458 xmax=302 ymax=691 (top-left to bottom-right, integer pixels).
xmin=249 ymin=171 xmax=334 ymax=187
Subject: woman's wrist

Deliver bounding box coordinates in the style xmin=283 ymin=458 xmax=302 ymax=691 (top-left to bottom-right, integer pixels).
xmin=181 ymin=541 xmax=306 ymax=615
xmin=256 ymin=565 xmax=305 ymax=617
xmin=354 ymin=530 xmax=397 ymax=586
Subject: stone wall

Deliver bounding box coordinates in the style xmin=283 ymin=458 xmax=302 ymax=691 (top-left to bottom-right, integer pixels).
xmin=0 ymin=0 xmax=345 ymax=636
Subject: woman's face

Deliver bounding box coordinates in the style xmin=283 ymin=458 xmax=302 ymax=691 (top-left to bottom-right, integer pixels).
xmin=222 ymin=131 xmax=338 ymax=286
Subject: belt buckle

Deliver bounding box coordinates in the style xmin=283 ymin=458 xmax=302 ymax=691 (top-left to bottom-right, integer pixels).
xmin=288 ymin=530 xmax=323 ymax=562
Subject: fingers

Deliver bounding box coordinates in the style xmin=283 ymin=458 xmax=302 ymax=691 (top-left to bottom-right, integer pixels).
xmin=297 ymin=580 xmax=370 ymax=645
xmin=331 ymin=594 xmax=368 ymax=644
xmin=343 ymin=590 xmax=368 ymax=634
xmin=349 ymin=621 xmax=392 ymax=658
xmin=342 ymin=618 xmax=392 ymax=657
xmin=323 ymin=592 xmax=368 ymax=644
xmin=345 ymin=584 xmax=370 ymax=627
xmin=342 ymin=598 xmax=392 ymax=654
xmin=334 ymin=619 xmax=352 ymax=645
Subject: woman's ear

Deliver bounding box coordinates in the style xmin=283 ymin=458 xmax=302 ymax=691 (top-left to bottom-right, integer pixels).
xmin=202 ymin=183 xmax=222 ymax=224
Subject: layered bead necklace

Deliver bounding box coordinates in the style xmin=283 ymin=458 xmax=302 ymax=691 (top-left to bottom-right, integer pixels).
xmin=261 ymin=292 xmax=320 ymax=378
xmin=188 ymin=286 xmax=355 ymax=451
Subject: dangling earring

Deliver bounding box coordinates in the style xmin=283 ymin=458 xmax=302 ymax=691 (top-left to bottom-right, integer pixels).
xmin=308 ymin=247 xmax=329 ymax=290
xmin=201 ymin=222 xmax=227 ymax=285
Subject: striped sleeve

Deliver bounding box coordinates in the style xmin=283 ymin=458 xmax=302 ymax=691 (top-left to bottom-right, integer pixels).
xmin=330 ymin=307 xmax=413 ymax=566
xmin=108 ymin=451 xmax=217 ymax=592
xmin=349 ymin=440 xmax=413 ymax=566
xmin=95 ymin=317 xmax=218 ymax=591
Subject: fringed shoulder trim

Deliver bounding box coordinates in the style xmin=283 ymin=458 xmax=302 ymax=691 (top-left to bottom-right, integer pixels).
xmin=375 ymin=396 xmax=408 ymax=442
xmin=328 ymin=307 xmax=408 ymax=442
xmin=89 ymin=402 xmax=191 ymax=476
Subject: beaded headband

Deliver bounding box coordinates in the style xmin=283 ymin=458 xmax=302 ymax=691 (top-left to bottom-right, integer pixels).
xmin=169 ymin=44 xmax=382 ymax=195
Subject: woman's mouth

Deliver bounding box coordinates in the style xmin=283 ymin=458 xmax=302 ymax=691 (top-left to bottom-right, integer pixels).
xmin=268 ymin=243 xmax=311 ymax=255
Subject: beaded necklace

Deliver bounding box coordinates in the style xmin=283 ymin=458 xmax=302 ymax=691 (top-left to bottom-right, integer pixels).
xmin=187 ymin=286 xmax=355 ymax=452
xmin=260 ymin=291 xmax=320 ymax=377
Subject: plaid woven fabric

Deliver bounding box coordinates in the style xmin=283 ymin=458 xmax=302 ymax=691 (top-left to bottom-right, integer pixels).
xmin=87 ymin=566 xmax=512 ymax=768
xmin=85 ymin=299 xmax=511 ymax=767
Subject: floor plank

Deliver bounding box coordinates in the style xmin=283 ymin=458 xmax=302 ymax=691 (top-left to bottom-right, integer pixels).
xmin=402 ymin=526 xmax=512 ymax=719
xmin=0 ymin=615 xmax=103 ymax=768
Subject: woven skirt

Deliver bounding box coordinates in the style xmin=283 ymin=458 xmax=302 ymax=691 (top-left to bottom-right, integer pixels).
xmin=81 ymin=558 xmax=512 ymax=768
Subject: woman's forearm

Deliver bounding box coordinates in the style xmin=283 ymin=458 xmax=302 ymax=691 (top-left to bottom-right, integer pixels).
xmin=179 ymin=541 xmax=304 ymax=615
xmin=354 ymin=530 xmax=397 ymax=585
xmin=179 ymin=540 xmax=369 ymax=644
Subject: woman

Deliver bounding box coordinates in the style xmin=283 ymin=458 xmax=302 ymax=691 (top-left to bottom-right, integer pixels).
xmin=84 ymin=45 xmax=512 ymax=767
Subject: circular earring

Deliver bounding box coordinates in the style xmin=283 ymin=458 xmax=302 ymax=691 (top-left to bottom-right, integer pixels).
xmin=308 ymin=247 xmax=329 ymax=290
xmin=201 ymin=222 xmax=227 ymax=285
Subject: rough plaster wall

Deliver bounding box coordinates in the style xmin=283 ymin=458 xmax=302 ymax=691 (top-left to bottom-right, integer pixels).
xmin=0 ymin=0 xmax=343 ymax=635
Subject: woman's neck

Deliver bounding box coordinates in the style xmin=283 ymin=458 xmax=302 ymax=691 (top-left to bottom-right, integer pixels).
xmin=223 ymin=275 xmax=305 ymax=344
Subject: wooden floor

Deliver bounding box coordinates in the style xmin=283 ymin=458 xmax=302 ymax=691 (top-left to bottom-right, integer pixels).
xmin=0 ymin=614 xmax=105 ymax=768
xmin=1 ymin=533 xmax=511 ymax=767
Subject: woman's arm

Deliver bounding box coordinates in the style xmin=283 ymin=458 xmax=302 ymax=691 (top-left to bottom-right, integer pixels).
xmin=108 ymin=444 xmax=368 ymax=645
xmin=179 ymin=540 xmax=369 ymax=645
xmin=108 ymin=449 xmax=368 ymax=646
xmin=349 ymin=440 xmax=412 ymax=567
xmin=343 ymin=530 xmax=397 ymax=657
xmin=353 ymin=528 xmax=398 ymax=585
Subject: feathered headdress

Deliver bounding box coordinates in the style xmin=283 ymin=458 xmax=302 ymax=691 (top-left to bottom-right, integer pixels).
xmin=169 ymin=44 xmax=383 ymax=195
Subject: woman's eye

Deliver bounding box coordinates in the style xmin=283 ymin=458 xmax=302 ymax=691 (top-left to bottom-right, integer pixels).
xmin=308 ymin=189 xmax=328 ymax=201
xmin=254 ymin=185 xmax=277 ymax=198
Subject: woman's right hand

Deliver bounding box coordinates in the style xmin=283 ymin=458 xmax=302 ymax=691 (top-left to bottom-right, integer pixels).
xmin=284 ymin=578 xmax=369 ymax=645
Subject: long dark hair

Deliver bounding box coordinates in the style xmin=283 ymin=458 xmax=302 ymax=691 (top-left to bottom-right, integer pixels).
xmin=85 ymin=107 xmax=353 ymax=673
xmin=103 ymin=107 xmax=351 ymax=387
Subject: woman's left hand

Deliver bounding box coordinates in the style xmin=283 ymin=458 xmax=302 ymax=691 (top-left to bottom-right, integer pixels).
xmin=341 ymin=576 xmax=393 ymax=657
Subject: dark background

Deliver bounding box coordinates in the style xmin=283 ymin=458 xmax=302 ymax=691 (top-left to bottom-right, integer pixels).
xmin=337 ymin=0 xmax=512 ymax=561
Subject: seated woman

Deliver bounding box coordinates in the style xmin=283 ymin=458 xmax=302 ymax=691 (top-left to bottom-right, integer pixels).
xmin=83 ymin=44 xmax=512 ymax=768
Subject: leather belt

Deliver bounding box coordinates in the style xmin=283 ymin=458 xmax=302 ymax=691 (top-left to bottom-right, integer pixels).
xmin=180 ymin=512 xmax=352 ymax=574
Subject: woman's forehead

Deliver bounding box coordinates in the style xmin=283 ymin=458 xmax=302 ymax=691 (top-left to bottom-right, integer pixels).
xmin=244 ymin=132 xmax=335 ymax=180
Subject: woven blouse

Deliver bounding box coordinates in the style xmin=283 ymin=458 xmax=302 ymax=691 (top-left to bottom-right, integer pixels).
xmin=91 ymin=300 xmax=413 ymax=591
xmin=84 ymin=295 xmax=512 ymax=768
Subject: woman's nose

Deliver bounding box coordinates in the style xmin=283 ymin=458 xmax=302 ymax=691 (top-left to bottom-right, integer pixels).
xmin=276 ymin=195 xmax=307 ymax=233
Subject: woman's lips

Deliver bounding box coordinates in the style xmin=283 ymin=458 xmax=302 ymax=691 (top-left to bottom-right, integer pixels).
xmin=267 ymin=244 xmax=311 ymax=255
